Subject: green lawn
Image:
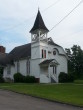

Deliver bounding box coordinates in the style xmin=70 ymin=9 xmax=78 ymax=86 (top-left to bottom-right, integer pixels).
xmin=0 ymin=83 xmax=83 ymax=107
xmin=74 ymin=80 xmax=83 ymax=84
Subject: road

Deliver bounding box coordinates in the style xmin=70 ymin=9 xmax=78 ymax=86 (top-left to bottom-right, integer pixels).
xmin=0 ymin=89 xmax=82 ymax=110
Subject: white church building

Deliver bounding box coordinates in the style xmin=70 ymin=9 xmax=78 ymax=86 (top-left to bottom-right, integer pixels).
xmin=3 ymin=10 xmax=68 ymax=83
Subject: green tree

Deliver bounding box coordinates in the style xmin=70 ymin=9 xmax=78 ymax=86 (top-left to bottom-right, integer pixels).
xmin=65 ymin=45 xmax=83 ymax=79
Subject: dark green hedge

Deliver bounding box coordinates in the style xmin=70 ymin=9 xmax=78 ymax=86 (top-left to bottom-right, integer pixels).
xmin=24 ymin=76 xmax=36 ymax=83
xmin=59 ymin=72 xmax=74 ymax=83
xmin=14 ymin=73 xmax=24 ymax=83
xmin=14 ymin=73 xmax=36 ymax=83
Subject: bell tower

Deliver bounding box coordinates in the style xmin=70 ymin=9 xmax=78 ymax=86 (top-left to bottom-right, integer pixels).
xmin=30 ymin=10 xmax=49 ymax=43
xmin=30 ymin=10 xmax=49 ymax=78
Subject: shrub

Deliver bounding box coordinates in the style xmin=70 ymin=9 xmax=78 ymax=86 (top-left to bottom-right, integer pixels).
xmin=0 ymin=74 xmax=4 ymax=83
xmin=14 ymin=73 xmax=36 ymax=83
xmin=29 ymin=76 xmax=36 ymax=83
xmin=14 ymin=73 xmax=24 ymax=83
xmin=59 ymin=72 xmax=68 ymax=83
xmin=59 ymin=72 xmax=74 ymax=83
xmin=24 ymin=76 xmax=36 ymax=83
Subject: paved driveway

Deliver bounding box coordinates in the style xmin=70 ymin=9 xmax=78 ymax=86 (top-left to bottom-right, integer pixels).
xmin=0 ymin=89 xmax=82 ymax=110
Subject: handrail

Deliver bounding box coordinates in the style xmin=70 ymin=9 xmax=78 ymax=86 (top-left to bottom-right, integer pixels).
xmin=50 ymin=73 xmax=57 ymax=82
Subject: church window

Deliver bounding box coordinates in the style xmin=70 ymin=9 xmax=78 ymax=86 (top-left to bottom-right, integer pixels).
xmin=42 ymin=49 xmax=46 ymax=58
xmin=17 ymin=61 xmax=20 ymax=72
xmin=53 ymin=50 xmax=56 ymax=55
xmin=42 ymin=49 xmax=43 ymax=58
xmin=7 ymin=65 xmax=11 ymax=74
xmin=26 ymin=60 xmax=30 ymax=75
xmin=44 ymin=50 xmax=46 ymax=58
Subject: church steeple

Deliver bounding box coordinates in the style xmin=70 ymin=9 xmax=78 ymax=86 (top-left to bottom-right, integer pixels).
xmin=30 ymin=10 xmax=49 ymax=43
xmin=30 ymin=10 xmax=49 ymax=33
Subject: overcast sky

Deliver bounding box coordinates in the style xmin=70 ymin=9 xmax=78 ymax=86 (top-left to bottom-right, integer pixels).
xmin=0 ymin=0 xmax=83 ymax=52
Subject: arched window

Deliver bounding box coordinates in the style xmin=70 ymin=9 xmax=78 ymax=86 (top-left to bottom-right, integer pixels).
xmin=26 ymin=60 xmax=30 ymax=75
xmin=42 ymin=49 xmax=46 ymax=58
xmin=17 ymin=61 xmax=20 ymax=73
xmin=7 ymin=65 xmax=11 ymax=74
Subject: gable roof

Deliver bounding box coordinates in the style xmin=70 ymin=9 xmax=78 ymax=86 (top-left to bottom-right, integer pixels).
xmin=39 ymin=59 xmax=59 ymax=66
xmin=3 ymin=43 xmax=31 ymax=65
xmin=39 ymin=59 xmax=54 ymax=65
xmin=48 ymin=37 xmax=61 ymax=47
xmin=30 ymin=10 xmax=49 ymax=33
xmin=9 ymin=43 xmax=31 ymax=60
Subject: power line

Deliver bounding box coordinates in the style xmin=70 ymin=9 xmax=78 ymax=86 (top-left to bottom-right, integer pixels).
xmin=50 ymin=0 xmax=83 ymax=32
xmin=0 ymin=16 xmax=34 ymax=32
xmin=55 ymin=28 xmax=83 ymax=41
xmin=42 ymin=0 xmax=61 ymax=12
xmin=0 ymin=0 xmax=61 ymax=32
xmin=1 ymin=0 xmax=83 ymax=46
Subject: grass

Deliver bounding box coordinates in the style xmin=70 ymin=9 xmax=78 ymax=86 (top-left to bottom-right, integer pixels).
xmin=0 ymin=83 xmax=83 ymax=107
xmin=74 ymin=80 xmax=83 ymax=84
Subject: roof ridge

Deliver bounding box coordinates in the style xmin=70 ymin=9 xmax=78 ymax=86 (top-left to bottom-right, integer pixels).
xmin=13 ymin=43 xmax=31 ymax=49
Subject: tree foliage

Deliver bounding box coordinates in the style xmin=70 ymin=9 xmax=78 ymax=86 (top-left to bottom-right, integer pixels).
xmin=65 ymin=45 xmax=83 ymax=79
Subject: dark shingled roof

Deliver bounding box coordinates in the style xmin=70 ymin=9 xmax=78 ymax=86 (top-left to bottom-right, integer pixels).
xmin=0 ymin=53 xmax=8 ymax=66
xmin=3 ymin=43 xmax=31 ymax=65
xmin=30 ymin=10 xmax=49 ymax=33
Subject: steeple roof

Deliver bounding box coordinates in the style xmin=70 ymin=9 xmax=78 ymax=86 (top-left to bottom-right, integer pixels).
xmin=30 ymin=10 xmax=49 ymax=33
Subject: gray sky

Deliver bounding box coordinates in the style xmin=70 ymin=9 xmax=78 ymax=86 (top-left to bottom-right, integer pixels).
xmin=0 ymin=0 xmax=83 ymax=52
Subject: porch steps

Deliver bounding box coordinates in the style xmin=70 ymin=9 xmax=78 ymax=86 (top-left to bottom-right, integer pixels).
xmin=50 ymin=73 xmax=57 ymax=83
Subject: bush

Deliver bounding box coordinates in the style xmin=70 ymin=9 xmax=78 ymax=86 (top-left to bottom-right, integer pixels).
xmin=59 ymin=72 xmax=74 ymax=83
xmin=24 ymin=76 xmax=36 ymax=83
xmin=13 ymin=73 xmax=36 ymax=83
xmin=14 ymin=73 xmax=24 ymax=83
xmin=59 ymin=72 xmax=68 ymax=83
xmin=29 ymin=76 xmax=36 ymax=83
xmin=0 ymin=74 xmax=4 ymax=83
